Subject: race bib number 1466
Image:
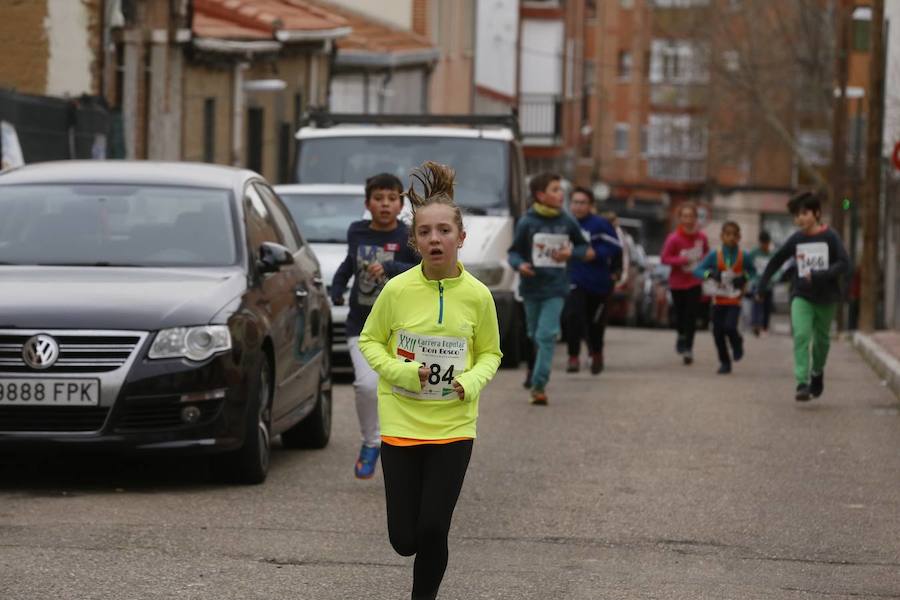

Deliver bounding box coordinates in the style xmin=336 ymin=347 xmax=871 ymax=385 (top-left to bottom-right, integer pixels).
xmin=796 ymin=242 xmax=829 ymax=278
xmin=393 ymin=330 xmax=468 ymax=400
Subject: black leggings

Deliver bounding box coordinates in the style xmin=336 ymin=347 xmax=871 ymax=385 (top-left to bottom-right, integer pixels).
xmin=712 ymin=304 xmax=742 ymax=365
xmin=565 ymin=288 xmax=609 ymax=356
xmin=381 ymin=439 xmax=473 ymax=600
xmin=671 ymin=285 xmax=703 ymax=352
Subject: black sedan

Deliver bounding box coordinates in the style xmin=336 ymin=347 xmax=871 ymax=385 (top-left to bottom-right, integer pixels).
xmin=0 ymin=161 xmax=332 ymax=484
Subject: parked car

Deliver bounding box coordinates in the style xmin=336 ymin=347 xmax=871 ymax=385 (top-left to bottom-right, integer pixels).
xmin=0 ymin=161 xmax=332 ymax=484
xmin=275 ymin=183 xmax=412 ymax=375
xmin=607 ymin=229 xmax=648 ymax=326
xmin=640 ymin=256 xmax=674 ymax=328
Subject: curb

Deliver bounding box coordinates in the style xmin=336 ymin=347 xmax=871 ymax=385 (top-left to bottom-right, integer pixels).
xmin=852 ymin=331 xmax=900 ymax=400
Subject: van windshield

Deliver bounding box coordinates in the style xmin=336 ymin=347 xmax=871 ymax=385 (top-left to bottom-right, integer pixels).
xmin=296 ymin=136 xmax=509 ymax=213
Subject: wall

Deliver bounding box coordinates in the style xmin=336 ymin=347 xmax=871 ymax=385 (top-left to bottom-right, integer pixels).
xmin=474 ymin=0 xmax=517 ymax=101
xmin=0 ymin=0 xmax=100 ymax=97
xmin=182 ymin=63 xmax=233 ymax=165
xmin=45 ymin=0 xmax=96 ymax=97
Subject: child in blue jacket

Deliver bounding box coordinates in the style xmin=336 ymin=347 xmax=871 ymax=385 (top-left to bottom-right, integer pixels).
xmin=565 ymin=187 xmax=622 ymax=375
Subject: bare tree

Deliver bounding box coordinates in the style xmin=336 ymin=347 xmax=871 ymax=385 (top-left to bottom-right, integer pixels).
xmin=654 ymin=0 xmax=835 ymax=190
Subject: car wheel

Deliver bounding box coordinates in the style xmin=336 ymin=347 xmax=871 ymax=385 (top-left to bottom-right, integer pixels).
xmin=212 ymin=354 xmax=272 ymax=485
xmin=281 ymin=345 xmax=332 ymax=449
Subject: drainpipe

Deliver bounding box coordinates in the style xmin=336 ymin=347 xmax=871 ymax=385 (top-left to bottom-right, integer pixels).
xmin=232 ymin=61 xmax=248 ymax=166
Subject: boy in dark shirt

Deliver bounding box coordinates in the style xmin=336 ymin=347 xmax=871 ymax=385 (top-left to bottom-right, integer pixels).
xmin=331 ymin=173 xmax=418 ymax=477
xmin=757 ymin=192 xmax=849 ymax=401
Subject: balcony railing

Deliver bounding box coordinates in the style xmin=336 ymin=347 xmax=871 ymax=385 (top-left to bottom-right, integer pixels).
xmin=519 ymin=94 xmax=562 ymax=146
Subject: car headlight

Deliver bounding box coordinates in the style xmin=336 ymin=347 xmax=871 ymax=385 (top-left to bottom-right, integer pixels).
xmin=149 ymin=326 xmax=232 ymax=361
xmin=467 ymin=263 xmax=506 ymax=287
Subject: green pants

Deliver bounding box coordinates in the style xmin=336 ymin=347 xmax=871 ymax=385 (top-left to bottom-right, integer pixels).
xmin=790 ymin=297 xmax=836 ymax=385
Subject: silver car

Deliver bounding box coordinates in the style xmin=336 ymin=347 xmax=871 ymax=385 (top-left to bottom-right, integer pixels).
xmin=274 ymin=184 xmax=362 ymax=374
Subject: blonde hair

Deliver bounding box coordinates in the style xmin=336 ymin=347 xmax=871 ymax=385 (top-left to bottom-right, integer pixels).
xmin=405 ymin=161 xmax=464 ymax=250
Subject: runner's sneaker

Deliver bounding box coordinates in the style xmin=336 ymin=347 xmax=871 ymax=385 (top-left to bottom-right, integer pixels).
xmin=566 ymin=357 xmax=580 ymax=373
xmin=354 ymin=444 xmax=380 ymax=479
xmin=810 ymin=372 xmax=824 ymax=398
xmin=795 ymin=383 xmax=812 ymax=402
xmin=530 ymin=389 xmax=548 ymax=405
xmin=590 ymin=352 xmax=603 ymax=375
xmin=682 ymin=351 xmax=693 ymax=365
xmin=717 ymin=363 xmax=732 ymax=375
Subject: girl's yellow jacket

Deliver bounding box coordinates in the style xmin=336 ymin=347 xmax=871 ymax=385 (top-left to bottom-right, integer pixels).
xmin=358 ymin=262 xmax=502 ymax=440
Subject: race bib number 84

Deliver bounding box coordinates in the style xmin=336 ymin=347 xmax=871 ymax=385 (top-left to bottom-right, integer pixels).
xmin=394 ymin=330 xmax=468 ymax=400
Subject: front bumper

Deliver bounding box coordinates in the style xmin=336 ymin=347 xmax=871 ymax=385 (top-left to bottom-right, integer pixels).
xmin=0 ymin=331 xmax=252 ymax=454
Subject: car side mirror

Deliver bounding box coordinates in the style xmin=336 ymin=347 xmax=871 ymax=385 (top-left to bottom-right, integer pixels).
xmin=257 ymin=241 xmax=294 ymax=273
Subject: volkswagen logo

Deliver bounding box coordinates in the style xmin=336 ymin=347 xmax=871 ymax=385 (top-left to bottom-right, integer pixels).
xmin=22 ymin=334 xmax=60 ymax=370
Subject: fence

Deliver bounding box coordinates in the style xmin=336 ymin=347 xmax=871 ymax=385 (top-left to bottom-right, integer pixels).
xmin=0 ymin=89 xmax=117 ymax=165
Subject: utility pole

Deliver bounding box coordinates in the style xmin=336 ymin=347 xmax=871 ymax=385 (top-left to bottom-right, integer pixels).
xmin=830 ymin=0 xmax=850 ymax=330
xmin=860 ymin=0 xmax=885 ymax=331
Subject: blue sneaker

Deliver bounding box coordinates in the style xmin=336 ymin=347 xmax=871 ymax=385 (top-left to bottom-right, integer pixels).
xmin=354 ymin=444 xmax=380 ymax=479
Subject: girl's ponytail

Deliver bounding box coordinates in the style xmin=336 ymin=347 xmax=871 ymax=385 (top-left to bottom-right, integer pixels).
xmin=405 ymin=161 xmax=464 ymax=251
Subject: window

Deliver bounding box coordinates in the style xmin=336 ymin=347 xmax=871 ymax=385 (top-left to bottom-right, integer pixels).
xmin=203 ymin=98 xmax=216 ymax=163
xmin=244 ymin=185 xmax=281 ymax=255
xmin=853 ymin=6 xmax=872 ymax=52
xmin=641 ymin=125 xmax=649 ymax=156
xmin=620 ymin=0 xmax=634 ymax=8
xmin=722 ymin=50 xmax=740 ymax=73
xmin=647 ymin=114 xmax=707 ymax=158
xmin=650 ymin=40 xmax=708 ymax=84
xmin=255 ymin=183 xmax=303 ymax=252
xmin=615 ymin=123 xmax=630 ymax=155
xmin=618 ymin=50 xmax=633 ymax=80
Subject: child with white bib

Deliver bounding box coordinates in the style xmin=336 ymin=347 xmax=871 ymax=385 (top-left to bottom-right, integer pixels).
xmin=756 ymin=192 xmax=849 ymax=401
xmin=359 ymin=161 xmax=502 ymax=600
xmin=507 ymin=173 xmax=593 ymax=405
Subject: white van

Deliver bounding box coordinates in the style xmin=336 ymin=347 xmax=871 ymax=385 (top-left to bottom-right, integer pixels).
xmin=294 ymin=113 xmax=528 ymax=367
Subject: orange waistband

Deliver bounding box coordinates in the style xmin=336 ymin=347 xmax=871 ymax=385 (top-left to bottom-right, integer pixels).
xmin=382 ymin=435 xmax=473 ymax=447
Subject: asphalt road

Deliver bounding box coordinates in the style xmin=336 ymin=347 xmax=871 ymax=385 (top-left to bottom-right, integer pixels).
xmin=1 ymin=324 xmax=899 ymax=600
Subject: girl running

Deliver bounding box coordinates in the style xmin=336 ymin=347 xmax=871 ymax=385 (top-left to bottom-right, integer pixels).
xmin=661 ymin=201 xmax=709 ymax=365
xmin=358 ymin=161 xmax=502 ymax=600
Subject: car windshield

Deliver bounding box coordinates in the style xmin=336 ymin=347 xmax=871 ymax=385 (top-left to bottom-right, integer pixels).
xmin=279 ymin=192 xmax=364 ymax=243
xmin=296 ymin=136 xmax=509 ymax=213
xmin=0 ymin=184 xmax=238 ymax=267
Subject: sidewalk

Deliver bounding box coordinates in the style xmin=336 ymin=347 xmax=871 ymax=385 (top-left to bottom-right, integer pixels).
xmin=853 ymin=329 xmax=900 ymax=399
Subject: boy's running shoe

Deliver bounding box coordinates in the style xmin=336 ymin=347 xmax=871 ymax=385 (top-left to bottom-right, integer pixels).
xmin=566 ymin=357 xmax=580 ymax=373
xmin=354 ymin=444 xmax=380 ymax=479
xmin=530 ymin=389 xmax=548 ymax=405
xmin=523 ymin=370 xmax=533 ymax=389
xmin=682 ymin=351 xmax=693 ymax=365
xmin=590 ymin=352 xmax=604 ymax=375
xmin=733 ymin=338 xmax=744 ymax=362
xmin=795 ymin=383 xmax=812 ymax=402
xmin=717 ymin=363 xmax=732 ymax=375
xmin=810 ymin=372 xmax=824 ymax=398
